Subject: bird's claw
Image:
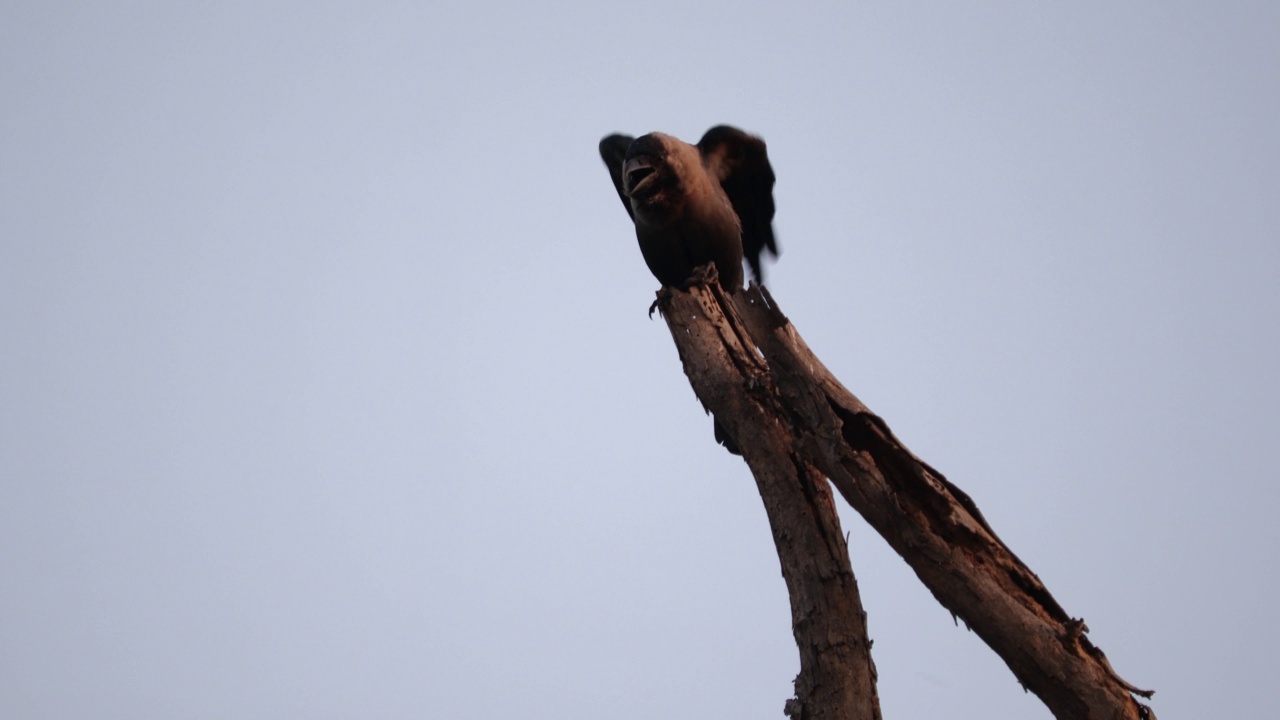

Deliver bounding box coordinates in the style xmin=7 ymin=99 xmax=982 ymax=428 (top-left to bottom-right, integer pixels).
xmin=650 ymin=264 xmax=723 ymax=318
xmin=681 ymin=263 xmax=720 ymax=291
xmin=649 ymin=287 xmax=673 ymax=319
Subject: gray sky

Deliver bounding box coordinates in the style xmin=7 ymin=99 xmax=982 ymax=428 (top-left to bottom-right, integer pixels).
xmin=2 ymin=2 xmax=1276 ymax=718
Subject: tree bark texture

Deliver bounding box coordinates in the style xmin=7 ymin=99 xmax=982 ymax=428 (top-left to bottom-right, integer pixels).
xmin=659 ymin=282 xmax=881 ymax=720
xmin=655 ymin=281 xmax=1155 ymax=720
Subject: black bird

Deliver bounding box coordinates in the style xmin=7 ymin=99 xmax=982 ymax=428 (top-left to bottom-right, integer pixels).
xmin=599 ymin=127 xmax=778 ymax=457
xmin=599 ymin=126 xmax=778 ymax=291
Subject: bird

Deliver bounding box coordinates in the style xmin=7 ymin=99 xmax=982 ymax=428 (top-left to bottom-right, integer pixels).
xmin=598 ymin=126 xmax=778 ymax=292
xmin=599 ymin=126 xmax=778 ymax=457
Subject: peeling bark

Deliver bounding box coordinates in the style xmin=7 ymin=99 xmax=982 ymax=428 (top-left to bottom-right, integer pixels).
xmin=654 ymin=280 xmax=1154 ymax=720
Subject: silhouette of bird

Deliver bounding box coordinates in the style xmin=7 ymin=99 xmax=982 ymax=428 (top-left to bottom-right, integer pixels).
xmin=599 ymin=126 xmax=778 ymax=291
xmin=599 ymin=126 xmax=780 ymax=456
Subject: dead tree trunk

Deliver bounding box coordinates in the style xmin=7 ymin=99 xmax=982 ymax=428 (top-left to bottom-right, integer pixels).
xmin=660 ymin=281 xmax=882 ymax=720
xmin=655 ymin=281 xmax=1154 ymax=720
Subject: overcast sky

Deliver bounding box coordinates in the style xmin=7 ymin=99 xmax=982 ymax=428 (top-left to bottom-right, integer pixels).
xmin=2 ymin=2 xmax=1277 ymax=718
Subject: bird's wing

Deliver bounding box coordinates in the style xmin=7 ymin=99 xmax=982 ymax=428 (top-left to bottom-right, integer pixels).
xmin=697 ymin=125 xmax=778 ymax=283
xmin=598 ymin=134 xmax=636 ymax=220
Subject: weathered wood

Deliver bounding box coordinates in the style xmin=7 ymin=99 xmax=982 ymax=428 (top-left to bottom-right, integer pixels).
xmin=658 ymin=282 xmax=881 ymax=720
xmin=656 ymin=281 xmax=1154 ymax=720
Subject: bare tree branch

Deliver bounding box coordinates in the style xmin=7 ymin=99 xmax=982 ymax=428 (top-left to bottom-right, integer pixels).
xmin=656 ymin=280 xmax=1154 ymax=720
xmin=658 ymin=281 xmax=881 ymax=720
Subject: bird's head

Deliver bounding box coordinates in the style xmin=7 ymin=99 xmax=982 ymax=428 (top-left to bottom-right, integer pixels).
xmin=622 ymin=133 xmax=691 ymax=223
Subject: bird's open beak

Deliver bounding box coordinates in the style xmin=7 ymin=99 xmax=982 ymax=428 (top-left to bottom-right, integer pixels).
xmin=623 ymin=156 xmax=657 ymax=196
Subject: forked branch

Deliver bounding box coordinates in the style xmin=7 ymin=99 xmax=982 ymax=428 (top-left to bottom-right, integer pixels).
xmin=656 ymin=280 xmax=1154 ymax=720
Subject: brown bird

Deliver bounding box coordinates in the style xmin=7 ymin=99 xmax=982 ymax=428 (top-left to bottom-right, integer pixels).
xmin=599 ymin=127 xmax=778 ymax=457
xmin=599 ymin=126 xmax=778 ymax=292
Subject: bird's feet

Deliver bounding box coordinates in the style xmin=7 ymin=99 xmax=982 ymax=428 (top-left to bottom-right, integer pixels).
xmin=650 ymin=264 xmax=722 ymax=318
xmin=681 ymin=263 xmax=720 ymax=291
xmin=649 ymin=287 xmax=673 ymax=318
